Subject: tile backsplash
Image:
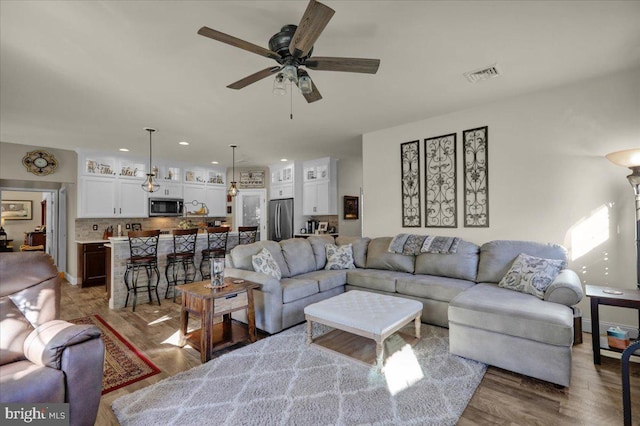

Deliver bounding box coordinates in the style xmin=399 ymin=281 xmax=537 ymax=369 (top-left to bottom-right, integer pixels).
xmin=75 ymin=216 xmax=226 ymax=241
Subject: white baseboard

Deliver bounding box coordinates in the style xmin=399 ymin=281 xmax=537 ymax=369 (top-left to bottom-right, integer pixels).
xmin=582 ymin=318 xmax=639 ymax=339
xmin=65 ymin=272 xmax=78 ymax=285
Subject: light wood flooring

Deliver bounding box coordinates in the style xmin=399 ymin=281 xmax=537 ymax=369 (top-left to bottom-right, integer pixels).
xmin=60 ymin=282 xmax=640 ymax=426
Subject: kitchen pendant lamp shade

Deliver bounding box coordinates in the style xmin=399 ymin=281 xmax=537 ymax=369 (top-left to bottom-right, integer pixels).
xmin=142 ymin=127 xmax=160 ymax=193
xmin=228 ymin=144 xmax=239 ymax=197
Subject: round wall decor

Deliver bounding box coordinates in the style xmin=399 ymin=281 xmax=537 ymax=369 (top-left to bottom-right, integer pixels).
xmin=22 ymin=150 xmax=58 ymax=176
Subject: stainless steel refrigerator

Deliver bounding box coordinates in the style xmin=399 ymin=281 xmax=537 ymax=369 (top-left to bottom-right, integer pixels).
xmin=269 ymin=198 xmax=294 ymax=241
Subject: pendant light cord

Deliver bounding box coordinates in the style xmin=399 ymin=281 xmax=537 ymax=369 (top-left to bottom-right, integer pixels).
xmin=149 ymin=130 xmax=153 ymax=175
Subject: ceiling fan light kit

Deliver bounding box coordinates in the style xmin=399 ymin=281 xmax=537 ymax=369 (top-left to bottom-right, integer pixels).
xmin=198 ymin=0 xmax=380 ymax=104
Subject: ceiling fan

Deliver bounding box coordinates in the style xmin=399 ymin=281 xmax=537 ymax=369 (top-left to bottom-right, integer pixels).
xmin=197 ymin=0 xmax=380 ymax=103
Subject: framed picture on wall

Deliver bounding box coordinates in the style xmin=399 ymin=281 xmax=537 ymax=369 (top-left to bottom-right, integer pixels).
xmin=343 ymin=196 xmax=359 ymax=220
xmin=1 ymin=200 xmax=33 ymax=220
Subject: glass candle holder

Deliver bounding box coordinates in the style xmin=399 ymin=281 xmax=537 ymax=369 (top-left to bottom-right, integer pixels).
xmin=210 ymin=257 xmax=225 ymax=287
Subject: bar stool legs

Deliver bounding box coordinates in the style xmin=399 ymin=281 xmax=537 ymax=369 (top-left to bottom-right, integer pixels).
xmin=165 ymin=256 xmax=196 ymax=302
xmin=124 ymin=261 xmax=161 ymax=312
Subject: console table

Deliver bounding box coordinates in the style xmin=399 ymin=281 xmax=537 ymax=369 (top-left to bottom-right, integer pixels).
xmin=586 ymin=285 xmax=640 ymax=364
xmin=177 ymin=278 xmax=260 ymax=363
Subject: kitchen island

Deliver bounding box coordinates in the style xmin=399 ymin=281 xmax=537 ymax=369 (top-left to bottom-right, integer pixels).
xmin=106 ymin=231 xmax=240 ymax=309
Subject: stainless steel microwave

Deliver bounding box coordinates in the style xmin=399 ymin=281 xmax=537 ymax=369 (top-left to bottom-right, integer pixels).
xmin=149 ymin=198 xmax=184 ymax=217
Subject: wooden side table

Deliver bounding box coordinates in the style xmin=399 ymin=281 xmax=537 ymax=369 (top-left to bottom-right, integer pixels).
xmin=176 ymin=278 xmax=260 ymax=363
xmin=585 ymin=285 xmax=640 ymax=364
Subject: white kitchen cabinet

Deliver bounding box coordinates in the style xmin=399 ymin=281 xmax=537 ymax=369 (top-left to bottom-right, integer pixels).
xmin=270 ymin=162 xmax=295 ymax=200
xmin=78 ymin=177 xmax=147 ymax=218
xmin=117 ymin=180 xmax=148 ymax=217
xmin=205 ymin=186 xmax=226 ymax=217
xmin=152 ymin=183 xmax=183 ymax=199
xmin=302 ymin=157 xmax=337 ymax=215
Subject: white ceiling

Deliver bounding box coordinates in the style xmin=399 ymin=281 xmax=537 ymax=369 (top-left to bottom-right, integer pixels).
xmin=1 ymin=1 xmax=639 ymax=168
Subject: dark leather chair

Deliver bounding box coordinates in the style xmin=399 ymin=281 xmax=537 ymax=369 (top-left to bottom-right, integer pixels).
xmin=0 ymin=252 xmax=105 ymax=426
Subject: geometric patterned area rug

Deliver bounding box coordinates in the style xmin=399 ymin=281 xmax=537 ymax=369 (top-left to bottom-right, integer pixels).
xmin=112 ymin=323 xmax=486 ymax=425
xmin=70 ymin=314 xmax=161 ymax=395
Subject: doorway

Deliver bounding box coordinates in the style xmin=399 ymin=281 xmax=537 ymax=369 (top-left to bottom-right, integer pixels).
xmin=0 ymin=187 xmax=65 ymax=272
xmin=234 ymin=189 xmax=266 ymax=241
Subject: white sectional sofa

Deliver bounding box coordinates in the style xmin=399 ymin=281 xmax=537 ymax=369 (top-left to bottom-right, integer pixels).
xmin=225 ymin=235 xmax=583 ymax=386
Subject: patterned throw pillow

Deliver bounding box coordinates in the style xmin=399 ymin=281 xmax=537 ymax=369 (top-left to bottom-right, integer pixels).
xmin=251 ymin=248 xmax=282 ymax=279
xmin=325 ymin=244 xmax=356 ymax=270
xmin=498 ymin=253 xmax=564 ymax=299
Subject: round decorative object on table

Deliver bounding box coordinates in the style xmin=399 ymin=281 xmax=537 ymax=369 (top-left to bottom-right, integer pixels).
xmin=22 ymin=150 xmax=58 ymax=176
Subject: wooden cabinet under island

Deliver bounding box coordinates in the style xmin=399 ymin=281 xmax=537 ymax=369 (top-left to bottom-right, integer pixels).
xmin=77 ymin=242 xmax=107 ymax=287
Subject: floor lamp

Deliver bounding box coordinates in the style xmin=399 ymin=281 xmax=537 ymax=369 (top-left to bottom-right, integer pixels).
xmin=606 ymin=148 xmax=640 ymax=289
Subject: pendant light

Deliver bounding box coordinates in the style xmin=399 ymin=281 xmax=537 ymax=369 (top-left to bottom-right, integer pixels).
xmin=142 ymin=127 xmax=160 ymax=193
xmin=228 ymin=144 xmax=239 ymax=197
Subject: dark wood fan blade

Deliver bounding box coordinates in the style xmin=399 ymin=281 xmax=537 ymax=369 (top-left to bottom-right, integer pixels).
xmin=227 ymin=67 xmax=281 ymax=90
xmin=305 ymin=57 xmax=380 ymax=74
xmin=296 ymin=79 xmax=322 ymax=103
xmin=289 ymin=0 xmax=335 ymax=58
xmin=198 ymin=26 xmax=279 ymax=60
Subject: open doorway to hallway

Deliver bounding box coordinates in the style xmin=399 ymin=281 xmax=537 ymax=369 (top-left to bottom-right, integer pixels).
xmin=0 ymin=188 xmax=64 ymax=272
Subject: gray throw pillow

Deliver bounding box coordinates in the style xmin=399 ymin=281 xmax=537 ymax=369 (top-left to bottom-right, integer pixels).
xmin=498 ymin=253 xmax=564 ymax=299
xmin=325 ymin=244 xmax=356 ymax=270
xmin=252 ymin=248 xmax=282 ymax=279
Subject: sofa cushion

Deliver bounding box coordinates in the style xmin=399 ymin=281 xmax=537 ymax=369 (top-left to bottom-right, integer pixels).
xmin=251 ymin=248 xmax=282 ymax=279
xmin=477 ymin=240 xmax=567 ymax=284
xmin=336 ymin=236 xmax=371 ymax=268
xmin=230 ymin=240 xmax=291 ymax=278
xmin=415 ymin=240 xmax=479 ymax=281
xmin=365 ymin=237 xmax=415 ymax=273
xmin=325 ymin=244 xmax=356 ymax=270
xmin=296 ymin=270 xmax=347 ymax=292
xmin=280 ymin=278 xmax=319 ymax=303
xmin=346 ymin=269 xmax=412 ymax=293
xmin=498 ymin=253 xmax=564 ymax=299
xmin=396 ymin=275 xmax=475 ymax=303
xmin=307 ymin=235 xmax=335 ymax=269
xmin=280 ymin=239 xmax=317 ymax=276
xmin=448 ymin=284 xmax=573 ymax=346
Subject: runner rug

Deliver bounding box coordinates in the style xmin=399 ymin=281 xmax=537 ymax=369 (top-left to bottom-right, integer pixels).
xmin=112 ymin=323 xmax=486 ymax=425
xmin=70 ymin=314 xmax=161 ymax=395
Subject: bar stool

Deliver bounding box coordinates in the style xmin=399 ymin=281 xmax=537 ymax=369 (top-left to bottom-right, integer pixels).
xmin=165 ymin=228 xmax=198 ymax=302
xmin=124 ymin=230 xmax=161 ymax=312
xmin=238 ymin=226 xmax=258 ymax=245
xmin=199 ymin=227 xmax=229 ymax=280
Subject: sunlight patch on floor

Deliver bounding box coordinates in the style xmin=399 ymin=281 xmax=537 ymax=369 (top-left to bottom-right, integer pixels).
xmin=148 ymin=314 xmax=173 ymax=326
xmin=383 ymin=343 xmax=424 ymax=395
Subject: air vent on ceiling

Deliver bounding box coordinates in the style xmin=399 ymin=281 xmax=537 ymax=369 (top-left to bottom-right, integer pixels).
xmin=463 ymin=64 xmax=502 ymax=83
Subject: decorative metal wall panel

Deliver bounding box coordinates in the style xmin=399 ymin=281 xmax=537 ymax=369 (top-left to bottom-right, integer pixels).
xmin=463 ymin=126 xmax=489 ymax=227
xmin=424 ymin=133 xmax=457 ymax=227
xmin=401 ymin=140 xmax=421 ymax=227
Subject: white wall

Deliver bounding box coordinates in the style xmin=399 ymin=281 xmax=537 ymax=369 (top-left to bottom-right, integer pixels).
xmin=363 ymin=67 xmax=640 ymax=329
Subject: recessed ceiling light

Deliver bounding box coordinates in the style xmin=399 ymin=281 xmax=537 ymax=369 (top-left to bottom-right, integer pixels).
xmin=280 ymin=158 xmax=288 ymax=162
xmin=211 ymin=161 xmax=219 ymax=165
xmin=119 ymin=148 xmax=129 ymax=152
xmin=178 ymin=141 xmax=189 ymax=146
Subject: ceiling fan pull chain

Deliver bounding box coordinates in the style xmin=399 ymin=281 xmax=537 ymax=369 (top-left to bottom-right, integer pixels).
xmin=290 ymin=82 xmax=294 ymax=120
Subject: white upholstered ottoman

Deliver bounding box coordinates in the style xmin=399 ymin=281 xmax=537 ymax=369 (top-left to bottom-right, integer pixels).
xmin=304 ymin=290 xmax=422 ymax=367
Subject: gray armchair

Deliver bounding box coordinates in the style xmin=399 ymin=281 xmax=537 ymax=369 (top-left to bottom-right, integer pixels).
xmin=0 ymin=252 xmax=105 ymax=426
